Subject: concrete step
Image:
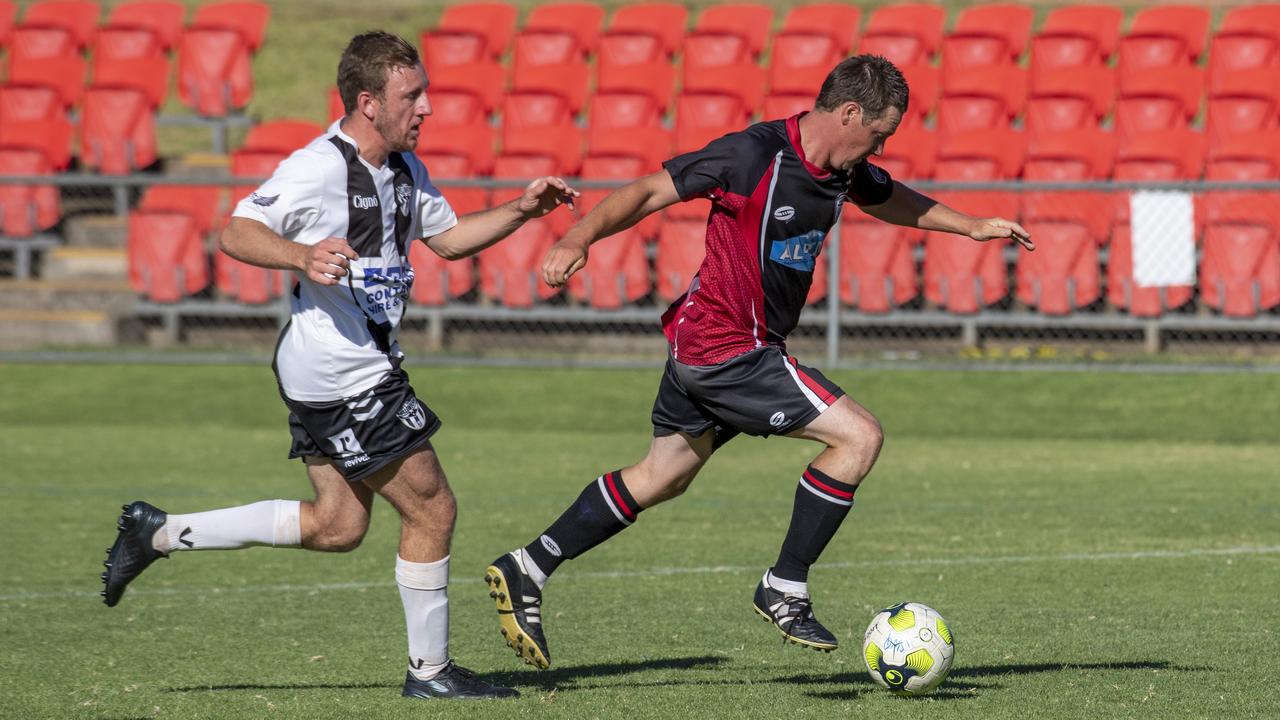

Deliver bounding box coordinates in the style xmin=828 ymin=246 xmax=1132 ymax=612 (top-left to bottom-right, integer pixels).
xmin=63 ymin=214 xmax=127 ymax=248
xmin=0 ymin=278 xmax=136 ymax=312
xmin=0 ymin=308 xmax=117 ymax=349
xmin=42 ymin=247 xmax=127 ymax=281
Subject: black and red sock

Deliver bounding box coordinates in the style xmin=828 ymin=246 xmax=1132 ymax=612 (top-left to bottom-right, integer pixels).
xmin=523 ymin=470 xmax=642 ymax=578
xmin=770 ymin=464 xmax=857 ymax=584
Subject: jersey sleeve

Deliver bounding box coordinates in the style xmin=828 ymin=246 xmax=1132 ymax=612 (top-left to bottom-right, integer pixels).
xmin=410 ymin=155 xmax=458 ymax=238
xmin=847 ymin=160 xmax=895 ymax=206
xmin=231 ymin=148 xmax=331 ymax=242
xmin=662 ymin=129 xmax=772 ymax=201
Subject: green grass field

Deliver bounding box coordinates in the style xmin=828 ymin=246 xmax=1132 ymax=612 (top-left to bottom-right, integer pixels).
xmin=2 ymin=363 xmax=1279 ymax=719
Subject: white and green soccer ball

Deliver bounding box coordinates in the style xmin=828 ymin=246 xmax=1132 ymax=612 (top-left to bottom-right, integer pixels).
xmin=862 ymin=601 xmax=955 ymax=697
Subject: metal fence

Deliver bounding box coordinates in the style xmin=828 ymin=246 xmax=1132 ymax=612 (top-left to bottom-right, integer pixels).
xmin=2 ymin=173 xmax=1279 ymax=366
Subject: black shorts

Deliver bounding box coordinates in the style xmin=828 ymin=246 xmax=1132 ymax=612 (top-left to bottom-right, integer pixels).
xmin=281 ymin=369 xmax=441 ymax=483
xmin=651 ymin=346 xmax=845 ymax=446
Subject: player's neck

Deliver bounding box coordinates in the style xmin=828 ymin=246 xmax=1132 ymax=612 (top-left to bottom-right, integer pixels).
xmin=796 ymin=111 xmax=838 ymax=174
xmin=339 ymin=116 xmax=391 ymax=168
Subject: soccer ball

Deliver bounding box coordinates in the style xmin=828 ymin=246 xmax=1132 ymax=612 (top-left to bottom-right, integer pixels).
xmin=862 ymin=601 xmax=955 ymax=697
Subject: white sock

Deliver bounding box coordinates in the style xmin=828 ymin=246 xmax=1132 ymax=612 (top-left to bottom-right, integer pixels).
xmin=514 ymin=548 xmax=548 ymax=589
xmin=396 ymin=554 xmax=450 ymax=681
xmin=152 ymin=500 xmax=302 ymax=553
xmin=765 ymin=570 xmax=809 ymax=598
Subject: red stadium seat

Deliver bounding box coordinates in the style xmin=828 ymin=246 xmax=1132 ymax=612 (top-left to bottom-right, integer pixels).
xmin=501 ymin=93 xmax=574 ymax=129
xmin=524 ymin=2 xmax=605 ymax=55
xmin=682 ymin=32 xmax=751 ymax=70
xmin=1208 ymin=5 xmax=1280 ymax=88
xmin=478 ymin=155 xmax=559 ymax=308
xmin=94 ymin=25 xmax=165 ymax=62
xmin=1014 ymin=216 xmax=1100 ymax=315
xmin=603 ymin=2 xmax=687 ymax=61
xmin=177 ymin=27 xmax=253 ymax=116
xmin=229 ymin=151 xmax=289 ymax=218
xmin=1206 ymin=131 xmax=1280 ymax=181
xmin=428 ymin=91 xmax=489 ymax=127
xmin=588 ymin=93 xmax=664 ymax=132
xmin=690 ymin=3 xmax=773 ymax=60
xmin=435 ymin=2 xmax=518 ymax=61
xmin=1113 ymin=67 xmax=1203 ymax=142
xmin=899 ymin=64 xmax=939 ymax=127
xmin=1206 ymin=69 xmax=1280 ymax=148
xmin=139 ymin=185 xmax=224 ymax=236
xmin=568 ymin=227 xmax=650 ymax=309
xmin=941 ymin=3 xmax=1033 ymax=70
xmin=674 ymin=95 xmax=752 ymax=154
xmin=936 ymin=65 xmax=1026 ymax=136
xmin=859 ymin=3 xmax=945 ymax=66
xmin=839 ymin=211 xmax=919 ymax=312
xmin=92 ymin=52 xmax=169 ymax=107
xmin=0 ymin=148 xmax=59 ymax=237
xmin=418 ymin=124 xmax=496 ymax=175
xmin=215 ymin=250 xmax=288 ymax=305
xmin=1106 ymin=130 xmax=1203 ymax=316
xmin=1025 ymin=66 xmax=1112 ymax=136
xmin=103 ymin=1 xmax=185 ymax=51
xmin=768 ymin=32 xmax=842 ymax=78
xmin=417 ymin=153 xmax=473 ymax=179
xmin=16 ymin=0 xmax=99 ymax=51
xmin=807 ymin=252 xmax=829 ymax=305
xmin=923 ymin=130 xmax=1024 ymax=313
xmin=8 ymin=54 xmax=86 ymax=108
xmin=586 ymin=127 xmax=672 ymax=173
xmin=511 ymin=60 xmax=589 ymax=115
xmin=762 ymin=94 xmax=814 ymax=121
xmin=1031 ymin=4 xmax=1123 ymax=70
xmin=80 ymin=84 xmax=159 ymax=175
xmin=0 ymin=87 xmax=73 ymax=169
xmin=513 ymin=29 xmax=582 ymax=68
xmin=682 ymin=64 xmax=765 ymax=113
xmin=420 ymin=29 xmax=489 ymax=69
xmin=1200 ymin=199 xmax=1280 ymax=317
xmin=596 ymin=60 xmax=676 ymax=112
xmin=877 ymin=126 xmax=937 ymax=181
xmin=430 ymin=61 xmax=505 ymax=118
xmin=191 ymin=1 xmax=269 ymax=52
xmin=0 ymin=1 xmax=14 ymax=46
xmin=128 ymin=211 xmax=209 ymax=303
xmin=778 ymin=3 xmax=860 ymax=56
xmin=408 ymin=237 xmax=474 ymax=307
xmin=1118 ymin=5 xmax=1209 ymax=75
xmin=501 ymin=124 xmax=583 ymax=178
xmin=240 ymin=119 xmax=322 ymax=155
xmin=578 ymin=154 xmax=660 ymax=239
xmin=655 ymin=220 xmax=707 ymax=301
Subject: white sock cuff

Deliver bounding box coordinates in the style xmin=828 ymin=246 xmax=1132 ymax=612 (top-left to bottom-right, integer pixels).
xmin=396 ymin=554 xmax=449 ymax=591
xmin=272 ymin=500 xmax=302 ymax=547
xmin=766 ymin=570 xmax=809 ymax=597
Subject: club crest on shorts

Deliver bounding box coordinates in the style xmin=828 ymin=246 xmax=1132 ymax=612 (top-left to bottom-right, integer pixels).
xmin=396 ymin=397 xmax=427 ymax=430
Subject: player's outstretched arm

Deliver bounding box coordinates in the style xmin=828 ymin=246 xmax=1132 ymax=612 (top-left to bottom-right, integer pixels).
xmin=220 ymin=217 xmax=358 ymax=286
xmin=425 ymin=176 xmax=579 ymax=260
xmin=542 ymin=170 xmax=681 ymax=288
xmin=860 ymin=180 xmax=1034 ymax=251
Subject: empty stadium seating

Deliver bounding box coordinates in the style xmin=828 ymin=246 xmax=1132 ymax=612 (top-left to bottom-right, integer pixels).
xmin=0 ymin=148 xmax=59 ymax=237
xmin=860 ymin=3 xmax=944 ymax=66
xmin=408 ymin=237 xmax=475 ymax=306
xmin=1117 ymin=5 xmax=1208 ymax=75
xmin=655 ymin=219 xmax=707 ymax=302
xmin=941 ymin=3 xmax=1033 ymax=72
xmin=1209 ymin=5 xmax=1280 ymax=88
xmin=178 ymin=2 xmax=270 ymax=116
xmin=839 ymin=210 xmax=919 ymax=312
xmin=601 ymin=2 xmax=687 ymax=67
xmin=431 ymin=1 xmax=517 ymax=63
xmin=1031 ymin=5 xmax=1123 ymax=70
xmin=128 ymin=210 xmax=209 ymax=303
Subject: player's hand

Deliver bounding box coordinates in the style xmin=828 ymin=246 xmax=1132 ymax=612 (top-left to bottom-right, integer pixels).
xmin=970 ymin=217 xmax=1034 ymax=251
xmin=518 ymin=176 xmax=580 ymax=219
xmin=542 ymin=236 xmax=590 ymax=288
xmin=304 ymin=237 xmax=359 ymax=285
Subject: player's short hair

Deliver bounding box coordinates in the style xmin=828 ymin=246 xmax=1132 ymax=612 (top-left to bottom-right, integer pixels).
xmin=336 ymin=31 xmax=421 ymax=115
xmin=814 ymin=55 xmax=909 ymax=122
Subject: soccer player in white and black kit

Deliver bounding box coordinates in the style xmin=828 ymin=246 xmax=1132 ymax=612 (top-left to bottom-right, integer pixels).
xmin=100 ymin=31 xmax=578 ymax=700
xmin=485 ymin=55 xmax=1033 ymax=669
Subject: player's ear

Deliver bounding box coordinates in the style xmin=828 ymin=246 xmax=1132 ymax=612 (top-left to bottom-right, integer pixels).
xmin=358 ymin=90 xmax=378 ymax=121
xmin=842 ymin=102 xmax=863 ymax=126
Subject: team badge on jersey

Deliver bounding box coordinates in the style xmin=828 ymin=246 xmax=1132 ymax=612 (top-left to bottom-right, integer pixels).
xmin=249 ymin=192 xmax=279 ymax=207
xmin=769 ymin=230 xmax=825 ymax=272
xmin=396 ymin=398 xmax=427 ymax=430
xmin=395 ymin=183 xmax=412 ymax=216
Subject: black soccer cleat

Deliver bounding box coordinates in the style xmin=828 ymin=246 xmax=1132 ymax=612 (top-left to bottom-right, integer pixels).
xmin=484 ymin=552 xmax=550 ymax=669
xmin=101 ymin=501 xmax=168 ymax=607
xmin=402 ymin=662 xmax=518 ymax=700
xmin=752 ymin=578 xmax=839 ymax=652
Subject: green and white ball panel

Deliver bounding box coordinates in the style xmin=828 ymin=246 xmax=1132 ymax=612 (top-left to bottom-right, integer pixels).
xmin=861 ymin=601 xmax=955 ymax=697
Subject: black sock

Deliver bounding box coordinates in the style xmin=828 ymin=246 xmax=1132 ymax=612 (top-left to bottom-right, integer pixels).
xmin=523 ymin=470 xmax=642 ymax=578
xmin=770 ymin=465 xmax=857 ymax=584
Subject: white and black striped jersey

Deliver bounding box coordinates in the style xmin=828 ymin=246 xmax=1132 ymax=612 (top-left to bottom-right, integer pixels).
xmin=232 ymin=120 xmax=457 ymax=401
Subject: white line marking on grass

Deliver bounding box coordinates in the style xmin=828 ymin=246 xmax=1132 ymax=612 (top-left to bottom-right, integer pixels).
xmin=8 ymin=545 xmax=1280 ymax=603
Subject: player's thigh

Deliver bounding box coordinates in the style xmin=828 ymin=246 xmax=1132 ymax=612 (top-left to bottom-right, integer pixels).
xmin=304 ymin=456 xmax=375 ymax=531
xmin=786 ymin=394 xmax=883 ymax=453
xmin=361 ymin=443 xmax=452 ymax=520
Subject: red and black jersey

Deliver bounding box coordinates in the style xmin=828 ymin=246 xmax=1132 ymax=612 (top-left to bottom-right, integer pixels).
xmin=660 ymin=113 xmax=895 ymax=365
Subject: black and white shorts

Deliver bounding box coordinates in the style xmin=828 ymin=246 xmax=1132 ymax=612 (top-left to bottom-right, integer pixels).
xmin=651 ymin=346 xmax=845 ymax=447
xmin=281 ymin=369 xmax=441 ymax=483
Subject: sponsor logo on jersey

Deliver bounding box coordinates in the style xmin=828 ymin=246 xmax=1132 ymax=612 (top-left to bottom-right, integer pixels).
xmin=395 ymin=183 xmax=412 ymax=216
xmin=249 ymin=192 xmax=279 ymax=207
xmin=397 ymin=398 xmax=427 ymax=430
xmin=773 ymin=205 xmax=796 ymax=221
xmin=328 ymin=428 xmax=365 ymax=457
xmin=769 ymin=411 xmax=787 ymax=428
xmin=867 ymin=164 xmax=888 ymax=184
xmin=352 ymin=194 xmax=379 ymax=210
xmin=768 ymin=230 xmax=825 ymax=272
xmin=540 ymin=535 xmax=562 ymax=557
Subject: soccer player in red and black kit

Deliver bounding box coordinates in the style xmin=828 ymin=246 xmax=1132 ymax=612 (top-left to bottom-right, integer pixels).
xmin=485 ymin=55 xmax=1034 ymax=668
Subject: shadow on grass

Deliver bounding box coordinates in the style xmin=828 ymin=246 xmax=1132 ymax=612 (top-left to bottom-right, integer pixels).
xmin=164 ymin=654 xmax=729 ymax=693
xmin=805 ymin=659 xmax=1205 ymax=701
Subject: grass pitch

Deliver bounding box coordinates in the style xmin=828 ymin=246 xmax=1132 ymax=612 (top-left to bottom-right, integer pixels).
xmin=2 ymin=363 xmax=1279 ymax=719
